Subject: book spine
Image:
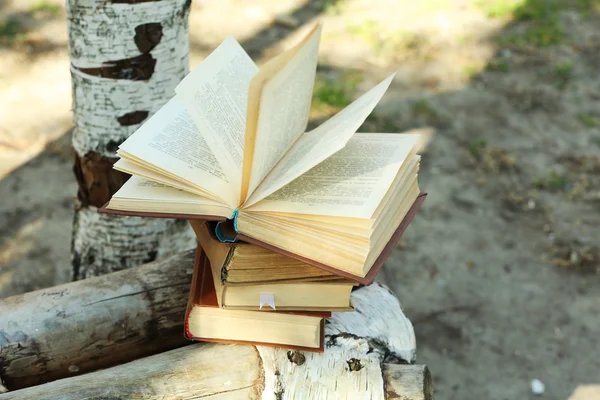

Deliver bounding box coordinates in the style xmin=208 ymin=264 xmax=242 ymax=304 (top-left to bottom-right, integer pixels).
xmin=214 ymin=209 xmax=239 ymax=243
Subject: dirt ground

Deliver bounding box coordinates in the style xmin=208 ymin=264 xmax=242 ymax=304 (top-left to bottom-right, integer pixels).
xmin=1 ymin=0 xmax=599 ymax=398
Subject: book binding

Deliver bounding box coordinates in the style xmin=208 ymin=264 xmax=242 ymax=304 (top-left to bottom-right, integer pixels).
xmin=99 ymin=192 xmax=427 ymax=285
xmin=185 ymin=245 xmax=327 ymax=352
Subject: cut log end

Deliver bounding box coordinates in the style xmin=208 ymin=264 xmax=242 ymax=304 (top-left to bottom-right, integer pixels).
xmin=384 ymin=364 xmax=434 ymax=400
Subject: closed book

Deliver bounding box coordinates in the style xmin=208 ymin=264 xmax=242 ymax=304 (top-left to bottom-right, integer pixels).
xmin=191 ymin=220 xmax=355 ymax=311
xmin=185 ymin=246 xmax=329 ymax=352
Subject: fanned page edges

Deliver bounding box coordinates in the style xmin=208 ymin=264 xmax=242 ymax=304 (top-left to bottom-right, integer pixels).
xmin=100 ymin=24 xmax=428 ymax=282
xmin=104 ymin=25 xmax=403 ymax=216
xmin=185 ymin=246 xmax=328 ymax=352
xmin=97 ymin=203 xmax=227 ymax=222
xmin=236 ymin=193 xmax=426 ymax=285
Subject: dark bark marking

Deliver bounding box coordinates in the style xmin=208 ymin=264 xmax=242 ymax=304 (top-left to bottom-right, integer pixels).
xmin=181 ymin=0 xmax=192 ymax=16
xmin=117 ymin=111 xmax=149 ymax=126
xmin=347 ymin=358 xmax=363 ymax=372
xmin=143 ymin=249 xmax=158 ymax=264
xmin=327 ymin=332 xmax=413 ymax=365
xmin=134 ymin=23 xmax=163 ymax=53
xmin=73 ymin=152 xmax=130 ymax=208
xmin=105 ymin=140 xmax=120 ymax=154
xmin=71 ymin=240 xmax=82 ymax=281
xmin=77 ymin=53 xmax=156 ymax=81
xmin=82 ymin=282 xmax=189 ymax=307
xmin=273 ymin=369 xmax=284 ymax=400
xmin=286 ymin=351 xmax=305 ymax=366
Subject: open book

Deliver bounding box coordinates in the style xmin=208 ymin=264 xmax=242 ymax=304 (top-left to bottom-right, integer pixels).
xmin=101 ymin=23 xmax=426 ymax=283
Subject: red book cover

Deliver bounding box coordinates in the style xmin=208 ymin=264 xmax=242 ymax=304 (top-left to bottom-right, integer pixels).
xmin=184 ymin=246 xmax=328 ymax=352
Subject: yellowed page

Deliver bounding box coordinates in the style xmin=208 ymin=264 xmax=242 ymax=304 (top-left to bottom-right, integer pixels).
xmin=117 ymin=97 xmax=232 ymax=206
xmin=114 ymin=158 xmax=218 ymax=199
xmin=108 ymin=176 xmax=232 ymax=218
xmin=242 ymin=24 xmax=322 ymax=203
xmin=175 ymin=36 xmax=258 ymax=205
xmin=240 ymin=48 xmax=299 ymax=203
xmin=243 ymin=74 xmax=395 ymax=207
xmin=245 ymin=133 xmax=419 ymax=219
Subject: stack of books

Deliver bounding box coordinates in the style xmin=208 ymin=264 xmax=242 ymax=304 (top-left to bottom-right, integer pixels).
xmin=100 ymin=23 xmax=426 ymax=352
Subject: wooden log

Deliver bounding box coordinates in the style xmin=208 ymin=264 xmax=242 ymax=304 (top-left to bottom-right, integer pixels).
xmin=0 ymin=284 xmax=432 ymax=400
xmin=0 ymin=344 xmax=429 ymax=400
xmin=0 ymin=250 xmax=195 ymax=390
xmin=68 ymin=0 xmax=196 ymax=280
xmin=384 ymin=364 xmax=433 ymax=400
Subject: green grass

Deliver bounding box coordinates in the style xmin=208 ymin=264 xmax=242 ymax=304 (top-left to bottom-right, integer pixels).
xmin=324 ymin=0 xmax=346 ymax=16
xmin=494 ymin=0 xmax=564 ymax=47
xmin=312 ymin=70 xmax=364 ymax=110
xmin=553 ymin=62 xmax=573 ymax=76
xmin=380 ymin=31 xmax=427 ymax=56
xmin=341 ymin=70 xmax=364 ymax=91
xmin=578 ymin=113 xmax=598 ymax=128
xmin=477 ymin=0 xmax=524 ymax=18
xmin=345 ymin=21 xmax=428 ymax=59
xmin=488 ymin=59 xmax=510 ymax=72
xmin=577 ymin=0 xmax=600 ymax=16
xmin=345 ymin=20 xmax=380 ymax=40
xmin=463 ymin=64 xmax=480 ymax=79
xmin=313 ymin=79 xmax=351 ymax=108
xmin=0 ymin=17 xmax=25 ymax=42
xmin=513 ymin=0 xmax=565 ymax=47
xmin=596 ymin=138 xmax=600 ymax=147
xmin=553 ymin=62 xmax=573 ymax=88
xmin=412 ymin=98 xmax=439 ymax=120
xmin=364 ymin=114 xmax=401 ymax=133
xmin=468 ymin=138 xmax=488 ymax=159
xmin=493 ymin=0 xmax=600 ymax=48
xmin=534 ymin=170 xmax=568 ymax=190
xmin=30 ymin=0 xmax=61 ymax=15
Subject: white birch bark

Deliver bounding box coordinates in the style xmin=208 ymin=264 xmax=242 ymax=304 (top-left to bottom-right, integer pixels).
xmin=0 ymin=282 xmax=432 ymax=399
xmin=66 ymin=0 xmax=195 ymax=279
xmin=258 ymin=283 xmax=418 ymax=399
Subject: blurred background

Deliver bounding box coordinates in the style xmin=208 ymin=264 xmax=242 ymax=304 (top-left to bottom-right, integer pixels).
xmin=1 ymin=0 xmax=599 ymax=398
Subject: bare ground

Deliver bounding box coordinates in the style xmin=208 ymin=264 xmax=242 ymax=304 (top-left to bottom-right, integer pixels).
xmin=1 ymin=0 xmax=599 ymax=398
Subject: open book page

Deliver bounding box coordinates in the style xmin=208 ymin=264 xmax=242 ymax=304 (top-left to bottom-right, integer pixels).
xmin=240 ymin=49 xmax=301 ymax=204
xmin=117 ymin=97 xmax=233 ymax=206
xmin=245 ymin=133 xmax=419 ymax=219
xmin=243 ymin=74 xmax=395 ymax=207
xmin=114 ymin=158 xmax=220 ymax=200
xmin=175 ymin=36 xmax=258 ymax=205
xmin=241 ymin=24 xmax=322 ymax=203
xmin=109 ymin=176 xmax=233 ymax=218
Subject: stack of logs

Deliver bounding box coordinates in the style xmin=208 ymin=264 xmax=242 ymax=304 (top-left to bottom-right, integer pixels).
xmin=0 ymin=250 xmax=433 ymax=399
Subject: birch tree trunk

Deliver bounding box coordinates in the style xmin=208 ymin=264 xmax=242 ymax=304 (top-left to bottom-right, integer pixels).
xmin=66 ymin=0 xmax=196 ymax=279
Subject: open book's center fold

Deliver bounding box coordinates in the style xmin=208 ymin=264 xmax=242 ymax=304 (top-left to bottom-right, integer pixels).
xmin=103 ymin=23 xmax=427 ymax=282
xmin=175 ymin=35 xmax=259 ymax=207
xmin=241 ymin=23 xmax=323 ymax=205
xmin=242 ymin=73 xmax=396 ymax=209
